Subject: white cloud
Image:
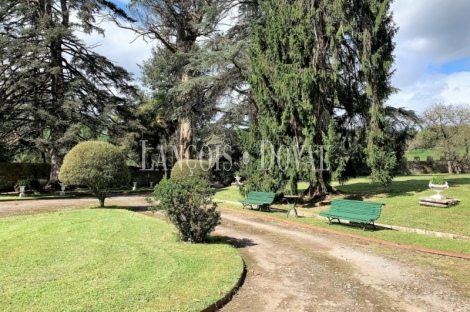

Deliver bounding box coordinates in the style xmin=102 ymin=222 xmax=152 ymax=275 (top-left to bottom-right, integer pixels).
xmin=77 ymin=19 xmax=151 ymax=83
xmin=75 ymin=1 xmax=470 ymax=112
xmin=387 ymin=0 xmax=470 ymax=112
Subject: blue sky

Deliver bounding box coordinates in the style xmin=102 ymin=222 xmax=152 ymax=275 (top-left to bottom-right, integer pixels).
xmin=80 ymin=0 xmax=470 ymax=113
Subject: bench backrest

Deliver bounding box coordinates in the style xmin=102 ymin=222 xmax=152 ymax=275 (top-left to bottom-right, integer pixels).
xmin=330 ymin=199 xmax=383 ymax=218
xmin=246 ymin=191 xmax=276 ymax=203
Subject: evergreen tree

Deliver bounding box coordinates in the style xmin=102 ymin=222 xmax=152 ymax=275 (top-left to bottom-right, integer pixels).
xmin=0 ymin=0 xmax=138 ymax=186
xmin=240 ymin=0 xmax=404 ymax=197
xmin=120 ymin=0 xmax=258 ymax=159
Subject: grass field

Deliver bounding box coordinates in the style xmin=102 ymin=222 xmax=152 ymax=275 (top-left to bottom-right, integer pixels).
xmin=0 ymin=187 xmax=153 ymax=201
xmin=0 ymin=209 xmax=243 ymax=312
xmin=214 ymin=174 xmax=470 ymax=254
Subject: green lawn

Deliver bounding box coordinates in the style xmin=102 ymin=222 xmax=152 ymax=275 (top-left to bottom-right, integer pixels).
xmin=405 ymin=148 xmax=435 ymax=161
xmin=404 ymin=147 xmax=467 ymax=161
xmin=0 ymin=187 xmax=153 ymax=201
xmin=214 ymin=174 xmax=470 ymax=254
xmin=0 ymin=209 xmax=243 ymax=312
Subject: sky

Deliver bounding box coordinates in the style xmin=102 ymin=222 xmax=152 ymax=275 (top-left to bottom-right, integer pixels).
xmin=79 ymin=0 xmax=470 ymax=114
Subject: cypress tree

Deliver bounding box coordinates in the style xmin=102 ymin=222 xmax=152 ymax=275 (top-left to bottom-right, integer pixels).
xmin=240 ymin=0 xmax=401 ymax=197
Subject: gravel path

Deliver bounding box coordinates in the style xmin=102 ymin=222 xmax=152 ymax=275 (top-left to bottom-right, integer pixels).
xmin=215 ymin=208 xmax=470 ymax=311
xmin=1 ymin=195 xmax=469 ymax=311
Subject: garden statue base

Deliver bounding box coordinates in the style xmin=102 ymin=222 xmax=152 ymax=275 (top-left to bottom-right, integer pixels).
xmin=419 ymin=197 xmax=460 ymax=208
xmin=60 ymin=191 xmax=66 ymax=196
xmin=19 ymin=193 xmax=27 ymax=197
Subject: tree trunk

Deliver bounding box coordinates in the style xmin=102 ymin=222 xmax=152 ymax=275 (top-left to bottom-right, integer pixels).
xmin=178 ymin=73 xmax=192 ymax=159
xmin=99 ymin=197 xmax=105 ymax=208
xmin=179 ymin=118 xmax=192 ymax=160
xmin=46 ymin=150 xmax=63 ymax=189
xmin=447 ymin=160 xmax=453 ymax=174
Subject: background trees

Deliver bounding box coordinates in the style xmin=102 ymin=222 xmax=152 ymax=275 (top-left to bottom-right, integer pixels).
xmin=410 ymin=104 xmax=470 ymax=173
xmin=0 ymin=0 xmax=138 ymax=186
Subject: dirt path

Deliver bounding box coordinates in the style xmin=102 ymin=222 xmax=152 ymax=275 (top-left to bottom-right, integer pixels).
xmin=1 ymin=196 xmax=469 ymax=311
xmin=215 ymin=209 xmax=470 ymax=312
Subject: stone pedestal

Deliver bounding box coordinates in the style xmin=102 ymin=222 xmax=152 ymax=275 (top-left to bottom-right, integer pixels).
xmin=419 ymin=197 xmax=460 ymax=208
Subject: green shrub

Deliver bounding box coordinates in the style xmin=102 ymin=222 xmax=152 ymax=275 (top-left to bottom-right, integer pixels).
xmin=150 ymin=177 xmax=220 ymax=243
xmin=170 ymin=160 xmax=212 ymax=181
xmin=431 ymin=176 xmax=446 ymax=185
xmin=15 ymin=178 xmax=41 ymax=191
xmin=59 ymin=141 xmax=130 ymax=207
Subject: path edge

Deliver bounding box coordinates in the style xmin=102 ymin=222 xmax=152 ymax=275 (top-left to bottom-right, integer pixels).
xmin=200 ymin=260 xmax=247 ymax=312
xmin=219 ymin=206 xmax=470 ymax=260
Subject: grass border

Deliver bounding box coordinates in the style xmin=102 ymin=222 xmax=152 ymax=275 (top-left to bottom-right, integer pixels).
xmin=201 ymin=261 xmax=247 ymax=312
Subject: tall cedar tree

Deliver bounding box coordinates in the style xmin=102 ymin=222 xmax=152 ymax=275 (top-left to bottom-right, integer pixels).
xmin=119 ymin=0 xmax=257 ymax=160
xmin=240 ymin=0 xmax=400 ymax=196
xmin=0 ymin=0 xmax=138 ymax=186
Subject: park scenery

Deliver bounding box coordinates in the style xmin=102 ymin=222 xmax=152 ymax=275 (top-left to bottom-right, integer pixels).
xmin=1 ymin=0 xmax=470 ymax=311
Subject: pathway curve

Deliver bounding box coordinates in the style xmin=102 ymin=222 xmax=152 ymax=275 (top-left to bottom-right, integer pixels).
xmin=1 ymin=196 xmax=469 ymax=311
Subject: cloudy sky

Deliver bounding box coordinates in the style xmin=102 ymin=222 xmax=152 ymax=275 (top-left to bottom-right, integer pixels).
xmin=81 ymin=0 xmax=470 ymax=113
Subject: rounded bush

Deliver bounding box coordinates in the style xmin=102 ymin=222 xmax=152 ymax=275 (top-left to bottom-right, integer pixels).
xmin=170 ymin=160 xmax=212 ymax=181
xmin=59 ymin=141 xmax=130 ymax=207
xmin=151 ymin=177 xmax=220 ymax=243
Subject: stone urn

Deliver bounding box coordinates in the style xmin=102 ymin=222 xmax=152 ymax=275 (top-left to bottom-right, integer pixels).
xmin=19 ymin=185 xmax=26 ymax=197
xmin=132 ymin=182 xmax=137 ymax=191
xmin=234 ymin=176 xmax=242 ymax=185
xmin=149 ymin=182 xmax=154 ymax=188
xmin=60 ymin=185 xmax=66 ymax=196
xmin=428 ymin=181 xmax=449 ymax=200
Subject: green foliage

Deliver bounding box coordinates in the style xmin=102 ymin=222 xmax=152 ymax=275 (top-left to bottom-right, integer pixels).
xmin=59 ymin=141 xmax=130 ymax=207
xmin=0 ymin=0 xmax=138 ymax=184
xmin=16 ymin=178 xmax=41 ymax=191
xmin=431 ymin=176 xmax=446 ymax=185
xmin=0 ymin=163 xmax=50 ymax=185
xmin=241 ymin=0 xmax=402 ymax=195
xmin=170 ymin=160 xmax=212 ymax=181
xmin=151 ymin=177 xmax=221 ymax=243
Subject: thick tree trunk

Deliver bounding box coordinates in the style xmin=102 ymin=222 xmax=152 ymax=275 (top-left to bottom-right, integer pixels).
xmin=46 ymin=150 xmax=63 ymax=189
xmin=303 ymin=171 xmax=331 ymax=199
xmin=447 ymin=160 xmax=453 ymax=174
xmin=178 ymin=73 xmax=192 ymax=160
xmin=179 ymin=118 xmax=192 ymax=160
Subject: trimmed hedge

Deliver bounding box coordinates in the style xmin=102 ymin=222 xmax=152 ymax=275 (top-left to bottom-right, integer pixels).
xmin=0 ymin=163 xmax=50 ymax=191
xmin=170 ymin=160 xmax=212 ymax=181
xmin=59 ymin=141 xmax=130 ymax=207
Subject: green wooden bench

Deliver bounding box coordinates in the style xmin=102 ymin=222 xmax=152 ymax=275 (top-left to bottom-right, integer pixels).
xmin=319 ymin=199 xmax=384 ymax=230
xmin=238 ymin=191 xmax=276 ymax=211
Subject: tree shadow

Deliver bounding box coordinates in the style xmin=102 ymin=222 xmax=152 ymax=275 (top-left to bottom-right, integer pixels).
xmin=335 ymin=176 xmax=470 ymax=199
xmin=208 ymin=235 xmax=257 ymax=248
xmin=94 ymin=205 xmax=150 ymax=212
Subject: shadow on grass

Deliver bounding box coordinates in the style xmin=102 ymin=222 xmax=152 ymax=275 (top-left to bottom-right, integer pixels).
xmin=93 ymin=205 xmax=150 ymax=212
xmin=336 ymin=177 xmax=470 ymax=199
xmin=323 ymin=220 xmax=395 ymax=232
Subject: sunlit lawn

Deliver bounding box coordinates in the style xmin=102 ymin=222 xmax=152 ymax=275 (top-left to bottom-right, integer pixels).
xmin=0 ymin=209 xmax=243 ymax=312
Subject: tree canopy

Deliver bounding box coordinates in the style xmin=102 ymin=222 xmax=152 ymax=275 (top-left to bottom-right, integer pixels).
xmin=239 ymin=0 xmax=408 ymax=196
xmin=0 ymin=0 xmax=138 ymax=186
